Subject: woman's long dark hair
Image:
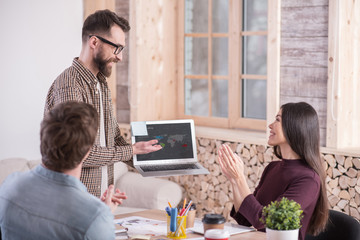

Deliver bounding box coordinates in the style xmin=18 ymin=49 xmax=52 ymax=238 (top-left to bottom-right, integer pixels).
xmin=273 ymin=102 xmax=328 ymax=235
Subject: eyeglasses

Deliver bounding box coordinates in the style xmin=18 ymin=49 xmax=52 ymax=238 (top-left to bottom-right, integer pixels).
xmin=89 ymin=35 xmax=124 ymax=55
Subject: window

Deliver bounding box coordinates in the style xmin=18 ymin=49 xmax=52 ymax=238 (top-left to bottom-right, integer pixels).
xmin=178 ymin=0 xmax=269 ymax=130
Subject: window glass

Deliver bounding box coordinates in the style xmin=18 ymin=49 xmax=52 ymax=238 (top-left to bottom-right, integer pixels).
xmin=243 ymin=0 xmax=268 ymax=31
xmin=242 ymin=79 xmax=266 ymax=119
xmin=212 ymin=79 xmax=228 ymax=117
xmin=212 ymin=37 xmax=228 ymax=75
xmin=212 ymin=0 xmax=228 ymax=33
xmin=242 ymin=35 xmax=267 ymax=75
xmin=185 ymin=37 xmax=208 ymax=75
xmin=185 ymin=78 xmax=208 ymax=116
xmin=185 ymin=0 xmax=208 ymax=33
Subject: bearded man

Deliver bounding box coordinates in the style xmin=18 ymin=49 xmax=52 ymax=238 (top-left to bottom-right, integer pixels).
xmin=44 ymin=9 xmax=161 ymax=198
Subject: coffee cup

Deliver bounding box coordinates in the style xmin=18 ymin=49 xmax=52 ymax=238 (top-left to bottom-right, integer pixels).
xmin=202 ymin=214 xmax=225 ymax=233
xmin=204 ymin=229 xmax=230 ymax=240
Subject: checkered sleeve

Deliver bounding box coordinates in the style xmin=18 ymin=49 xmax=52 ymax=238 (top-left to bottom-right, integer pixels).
xmin=83 ymin=144 xmax=133 ymax=167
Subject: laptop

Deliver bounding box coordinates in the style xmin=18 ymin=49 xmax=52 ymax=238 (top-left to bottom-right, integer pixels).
xmin=131 ymin=119 xmax=209 ymax=177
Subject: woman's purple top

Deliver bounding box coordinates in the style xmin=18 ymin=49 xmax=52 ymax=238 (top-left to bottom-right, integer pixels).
xmin=230 ymin=159 xmax=320 ymax=240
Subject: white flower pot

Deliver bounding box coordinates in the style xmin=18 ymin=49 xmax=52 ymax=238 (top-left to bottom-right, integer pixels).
xmin=266 ymin=228 xmax=299 ymax=240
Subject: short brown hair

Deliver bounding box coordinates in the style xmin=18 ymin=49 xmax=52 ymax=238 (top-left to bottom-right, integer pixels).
xmin=40 ymin=101 xmax=98 ymax=172
xmin=82 ymin=9 xmax=130 ymax=42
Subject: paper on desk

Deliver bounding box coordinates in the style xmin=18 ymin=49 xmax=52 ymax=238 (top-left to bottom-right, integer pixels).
xmin=116 ymin=233 xmax=129 ymax=240
xmin=188 ymin=219 xmax=254 ymax=235
xmin=114 ymin=216 xmax=167 ymax=236
xmin=115 ymin=224 xmax=129 ymax=239
xmin=115 ymin=224 xmax=127 ymax=233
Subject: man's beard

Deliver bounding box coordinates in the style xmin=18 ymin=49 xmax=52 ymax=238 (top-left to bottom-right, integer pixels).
xmin=94 ymin=51 xmax=116 ymax=77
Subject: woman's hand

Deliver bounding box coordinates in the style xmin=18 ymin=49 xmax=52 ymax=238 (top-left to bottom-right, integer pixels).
xmin=218 ymin=144 xmax=245 ymax=181
xmin=217 ymin=144 xmax=251 ymax=211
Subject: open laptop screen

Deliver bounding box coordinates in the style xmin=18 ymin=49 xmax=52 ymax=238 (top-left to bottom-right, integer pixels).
xmin=134 ymin=122 xmax=195 ymax=161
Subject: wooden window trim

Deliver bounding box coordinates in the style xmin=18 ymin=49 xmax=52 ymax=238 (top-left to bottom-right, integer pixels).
xmin=178 ymin=0 xmax=281 ymax=133
xmin=265 ymin=0 xmax=281 ymax=136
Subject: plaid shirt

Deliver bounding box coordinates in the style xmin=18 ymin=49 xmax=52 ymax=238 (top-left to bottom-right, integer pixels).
xmin=44 ymin=58 xmax=133 ymax=197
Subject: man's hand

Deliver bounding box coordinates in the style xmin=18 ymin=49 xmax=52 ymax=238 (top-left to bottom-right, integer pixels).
xmin=101 ymin=185 xmax=127 ymax=213
xmin=132 ymin=139 xmax=162 ymax=155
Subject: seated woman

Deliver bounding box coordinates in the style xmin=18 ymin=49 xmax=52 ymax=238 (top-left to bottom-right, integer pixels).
xmin=218 ymin=102 xmax=328 ymax=240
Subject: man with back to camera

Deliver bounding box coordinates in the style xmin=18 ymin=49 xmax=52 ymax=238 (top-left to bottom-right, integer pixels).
xmin=44 ymin=9 xmax=162 ymax=197
xmin=0 ymin=101 xmax=122 ymax=239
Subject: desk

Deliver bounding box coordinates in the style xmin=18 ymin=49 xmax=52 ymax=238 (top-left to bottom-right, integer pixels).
xmin=115 ymin=209 xmax=266 ymax=240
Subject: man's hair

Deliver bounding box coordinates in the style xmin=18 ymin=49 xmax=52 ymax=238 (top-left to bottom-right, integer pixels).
xmin=40 ymin=101 xmax=98 ymax=172
xmin=82 ymin=9 xmax=130 ymax=43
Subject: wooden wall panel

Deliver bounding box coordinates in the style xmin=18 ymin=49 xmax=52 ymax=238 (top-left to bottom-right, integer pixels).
xmin=115 ymin=0 xmax=130 ymax=123
xmin=281 ymin=0 xmax=329 ymax=8
xmin=327 ymin=0 xmax=360 ymax=149
xmin=280 ymin=67 xmax=327 ymax=98
xmin=281 ymin=37 xmax=328 ymax=67
xmin=129 ymin=0 xmax=178 ymax=122
xmin=281 ymin=6 xmax=328 ymax=37
xmin=280 ymin=1 xmax=329 ymax=146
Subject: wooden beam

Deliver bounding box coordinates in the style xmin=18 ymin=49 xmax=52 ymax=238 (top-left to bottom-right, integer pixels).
xmin=228 ymin=0 xmax=241 ymax=128
xmin=129 ymin=0 xmax=178 ymax=121
xmin=266 ymin=0 xmax=281 ymax=136
xmin=327 ymin=0 xmax=360 ymax=148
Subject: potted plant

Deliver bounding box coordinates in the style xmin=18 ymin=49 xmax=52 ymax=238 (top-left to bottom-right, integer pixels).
xmin=260 ymin=197 xmax=303 ymax=240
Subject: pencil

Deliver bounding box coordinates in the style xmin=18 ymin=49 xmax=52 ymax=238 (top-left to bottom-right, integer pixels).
xmin=168 ymin=201 xmax=172 ymax=208
xmin=182 ymin=200 xmax=193 ymax=216
xmin=182 ymin=198 xmax=186 ymax=209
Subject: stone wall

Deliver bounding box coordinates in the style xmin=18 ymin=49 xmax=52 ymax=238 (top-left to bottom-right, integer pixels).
xmin=119 ymin=127 xmax=360 ymax=221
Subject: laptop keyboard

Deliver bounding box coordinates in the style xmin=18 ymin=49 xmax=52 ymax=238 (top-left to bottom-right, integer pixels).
xmin=140 ymin=164 xmax=200 ymax=172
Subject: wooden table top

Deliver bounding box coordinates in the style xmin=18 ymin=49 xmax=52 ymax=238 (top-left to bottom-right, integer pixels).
xmin=114 ymin=209 xmax=266 ymax=240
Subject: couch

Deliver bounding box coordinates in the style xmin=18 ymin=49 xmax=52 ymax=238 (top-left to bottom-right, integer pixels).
xmin=0 ymin=158 xmax=183 ymax=215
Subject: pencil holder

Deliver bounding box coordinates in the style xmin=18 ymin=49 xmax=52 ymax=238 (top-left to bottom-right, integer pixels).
xmin=167 ymin=215 xmax=187 ymax=239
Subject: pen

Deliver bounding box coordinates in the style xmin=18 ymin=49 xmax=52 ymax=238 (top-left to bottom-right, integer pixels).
xmin=165 ymin=206 xmax=171 ymax=216
xmin=179 ymin=208 xmax=185 ymax=216
xmin=174 ymin=216 xmax=186 ymax=237
xmin=168 ymin=201 xmax=172 ymax=208
xmin=170 ymin=207 xmax=177 ymax=232
xmin=181 ymin=200 xmax=193 ymax=216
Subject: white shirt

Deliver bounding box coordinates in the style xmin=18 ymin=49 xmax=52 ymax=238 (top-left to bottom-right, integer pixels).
xmin=97 ymin=81 xmax=108 ymax=196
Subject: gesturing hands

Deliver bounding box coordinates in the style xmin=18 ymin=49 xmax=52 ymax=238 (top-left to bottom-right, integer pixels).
xmin=132 ymin=139 xmax=162 ymax=155
xmin=218 ymin=144 xmax=251 ymax=209
xmin=217 ymin=144 xmax=245 ymax=182
xmin=101 ymin=185 xmax=127 ymax=213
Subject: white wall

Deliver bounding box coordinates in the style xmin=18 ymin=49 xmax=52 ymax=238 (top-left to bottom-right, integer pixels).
xmin=0 ymin=0 xmax=83 ymax=160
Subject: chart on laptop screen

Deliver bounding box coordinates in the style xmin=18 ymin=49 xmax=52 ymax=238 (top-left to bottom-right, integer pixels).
xmin=134 ymin=123 xmax=194 ymax=161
